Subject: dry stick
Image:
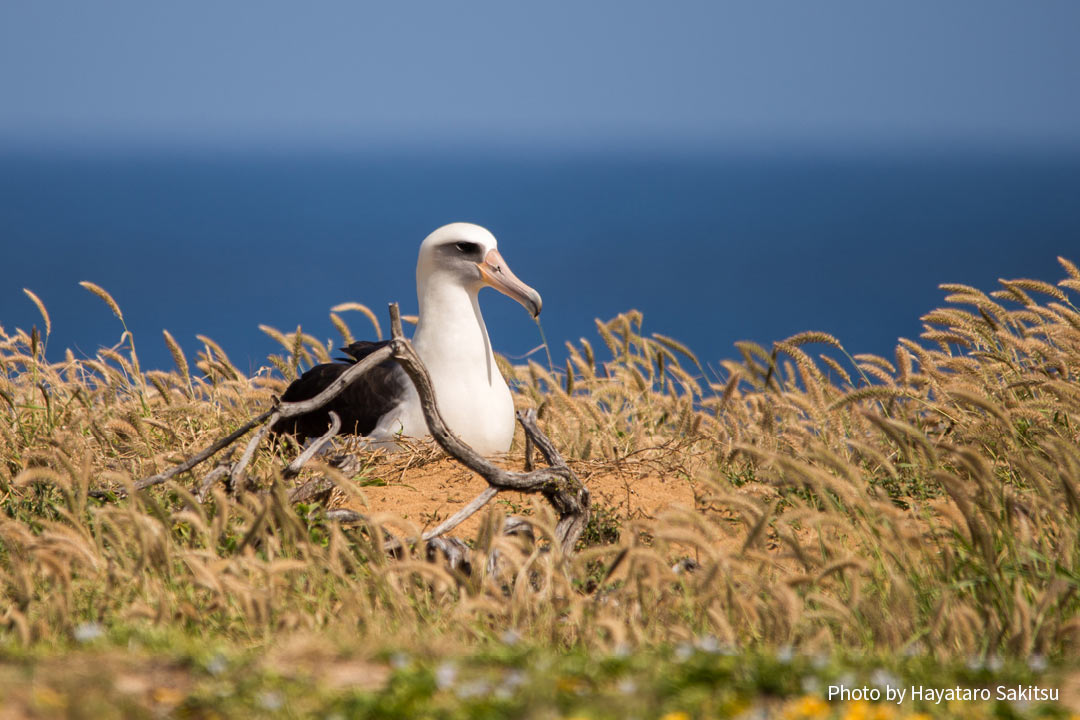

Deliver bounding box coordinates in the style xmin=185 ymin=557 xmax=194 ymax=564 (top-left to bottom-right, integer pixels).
xmin=421 ymin=486 xmax=500 ymax=541
xmin=287 ymin=477 xmax=335 ymax=505
xmin=198 ymin=465 xmax=231 ymax=502
xmin=197 ymin=449 xmax=237 ymax=502
xmin=107 ymin=301 xmax=586 ymax=552
xmin=278 ymin=344 xmax=392 ymax=416
xmin=326 ymin=508 xmax=365 ymax=524
xmin=385 ymin=303 xmax=589 ymax=551
xmin=229 ymin=411 xmax=280 ymax=492
xmin=524 ymin=431 xmax=535 ymax=471
xmin=284 ymin=411 xmax=342 ymax=477
xmin=323 ymin=509 xmax=405 ymax=554
xmin=516 ymin=407 xmax=567 ymax=467
xmin=117 ymin=344 xmax=394 ymax=495
xmin=229 ymin=348 xmax=394 ymax=492
xmin=92 ymin=407 xmax=276 ymax=498
xmin=516 ymin=407 xmax=590 ymax=549
xmin=417 ymin=410 xmax=570 ymax=542
xmin=300 ymin=305 xmax=586 ymax=549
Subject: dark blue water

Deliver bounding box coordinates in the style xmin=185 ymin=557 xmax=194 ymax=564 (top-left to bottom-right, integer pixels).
xmin=2 ymin=148 xmax=1078 ymax=378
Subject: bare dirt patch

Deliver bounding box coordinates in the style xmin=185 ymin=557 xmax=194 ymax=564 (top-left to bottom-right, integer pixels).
xmin=330 ymin=444 xmax=699 ymax=540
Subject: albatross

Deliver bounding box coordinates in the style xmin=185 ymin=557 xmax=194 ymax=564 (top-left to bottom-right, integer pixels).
xmin=271 ymin=223 xmax=542 ymax=456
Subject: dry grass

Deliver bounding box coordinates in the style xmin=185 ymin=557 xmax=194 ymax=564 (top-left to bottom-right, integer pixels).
xmin=2 ymin=259 xmax=1080 ymax=677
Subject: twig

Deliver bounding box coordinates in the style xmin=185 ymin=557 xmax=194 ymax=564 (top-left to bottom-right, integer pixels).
xmin=229 ymin=411 xmax=280 ymax=493
xmin=287 ymin=477 xmax=335 ymax=504
xmin=516 ymin=408 xmax=567 ymax=467
xmin=326 ymin=508 xmax=366 ymax=524
xmin=223 ymin=346 xmax=394 ymax=493
xmin=114 ymin=343 xmax=393 ymax=494
xmin=386 ymin=303 xmax=589 ymax=551
xmin=198 ymin=466 xmax=231 ymax=501
xmin=94 ymin=300 xmax=588 ymax=557
xmin=524 ymin=432 xmax=535 ymax=471
xmin=197 ymin=450 xmax=237 ymax=502
xmin=390 ymin=304 xmax=405 ymax=341
xmin=276 ymin=345 xmax=392 ymax=417
xmin=421 ymin=486 xmax=499 ymax=541
xmin=132 ymin=408 xmax=275 ymax=492
xmin=284 ymin=411 xmax=341 ymax=477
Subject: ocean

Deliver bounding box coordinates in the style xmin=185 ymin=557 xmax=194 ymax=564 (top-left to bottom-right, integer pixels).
xmin=2 ymin=147 xmax=1078 ymax=380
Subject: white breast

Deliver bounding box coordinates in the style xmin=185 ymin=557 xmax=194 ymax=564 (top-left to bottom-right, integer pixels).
xmin=369 ymin=276 xmax=516 ymax=456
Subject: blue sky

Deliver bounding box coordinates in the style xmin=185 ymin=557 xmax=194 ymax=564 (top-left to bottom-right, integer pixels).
xmin=2 ymin=1 xmax=1079 ymax=150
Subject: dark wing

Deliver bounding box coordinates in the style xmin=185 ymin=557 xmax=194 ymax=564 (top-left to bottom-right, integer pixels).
xmin=270 ymin=340 xmax=404 ymax=441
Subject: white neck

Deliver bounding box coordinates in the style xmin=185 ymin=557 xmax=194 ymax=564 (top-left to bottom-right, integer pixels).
xmin=413 ymin=273 xmax=495 ymax=386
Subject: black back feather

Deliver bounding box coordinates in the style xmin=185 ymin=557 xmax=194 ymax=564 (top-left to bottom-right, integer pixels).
xmin=270 ymin=340 xmax=404 ymax=442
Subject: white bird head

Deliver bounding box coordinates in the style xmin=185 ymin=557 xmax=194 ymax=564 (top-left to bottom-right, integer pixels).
xmin=416 ymin=222 xmax=542 ymax=318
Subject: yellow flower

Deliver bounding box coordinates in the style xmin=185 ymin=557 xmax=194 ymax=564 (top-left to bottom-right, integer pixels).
xmin=843 ymin=700 xmax=870 ymax=720
xmin=557 ymin=676 xmax=581 ymax=692
xmin=659 ymin=713 xmax=691 ymax=720
xmin=151 ymin=686 xmax=185 ymax=706
xmin=870 ymin=705 xmax=896 ymax=720
xmin=783 ymin=695 xmax=829 ymax=719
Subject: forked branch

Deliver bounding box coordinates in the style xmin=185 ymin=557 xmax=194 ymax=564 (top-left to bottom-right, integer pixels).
xmin=384 ymin=303 xmax=589 ymax=550
xmin=101 ymin=302 xmax=589 ymax=554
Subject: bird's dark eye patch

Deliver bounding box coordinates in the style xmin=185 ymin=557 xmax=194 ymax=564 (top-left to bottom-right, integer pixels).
xmin=454 ymin=241 xmax=481 ymax=255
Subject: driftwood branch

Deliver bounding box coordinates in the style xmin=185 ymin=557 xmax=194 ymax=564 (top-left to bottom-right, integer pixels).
xmin=197 ymin=449 xmax=237 ymax=502
xmin=124 ymin=408 xmax=275 ymax=495
xmin=278 ymin=345 xmax=393 ymax=416
xmin=385 ymin=303 xmax=589 ymax=551
xmin=524 ymin=432 xmax=535 ymax=471
xmin=421 ymin=486 xmax=499 ymax=541
xmin=96 ymin=301 xmax=588 ymax=559
xmin=92 ymin=344 xmax=394 ymax=501
xmin=284 ymin=411 xmax=341 ymax=477
xmin=229 ymin=411 xmax=279 ymax=492
xmin=287 ymin=477 xmax=335 ymax=505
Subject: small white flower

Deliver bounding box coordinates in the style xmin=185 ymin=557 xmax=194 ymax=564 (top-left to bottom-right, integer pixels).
xmin=205 ymin=654 xmax=227 ymax=676
xmin=870 ymin=668 xmax=899 ymax=690
xmin=435 ymin=662 xmax=458 ymax=690
xmin=256 ymin=690 xmax=283 ymax=711
xmin=495 ymin=670 xmax=525 ymax=698
xmin=455 ymin=680 xmax=490 ymax=699
xmin=737 ymin=709 xmax=769 ymax=720
xmin=696 ymin=635 xmax=720 ymax=653
xmin=74 ymin=622 xmax=103 ymax=643
xmin=502 ymin=670 xmax=526 ymax=690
